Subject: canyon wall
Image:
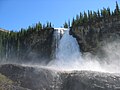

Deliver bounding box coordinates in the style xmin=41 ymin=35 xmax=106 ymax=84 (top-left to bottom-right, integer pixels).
xmin=0 ymin=28 xmax=54 ymax=64
xmin=70 ymin=15 xmax=120 ymax=53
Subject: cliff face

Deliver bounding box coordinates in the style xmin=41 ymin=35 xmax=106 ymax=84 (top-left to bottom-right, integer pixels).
xmin=0 ymin=28 xmax=54 ymax=64
xmin=22 ymin=28 xmax=54 ymax=63
xmin=70 ymin=15 xmax=120 ymax=53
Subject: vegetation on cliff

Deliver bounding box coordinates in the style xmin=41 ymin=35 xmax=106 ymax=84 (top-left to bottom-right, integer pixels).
xmin=0 ymin=1 xmax=120 ymax=62
xmin=0 ymin=22 xmax=54 ymax=63
xmin=0 ymin=73 xmax=13 ymax=84
xmin=71 ymin=1 xmax=120 ymax=28
xmin=0 ymin=73 xmax=14 ymax=89
xmin=70 ymin=2 xmax=120 ymax=52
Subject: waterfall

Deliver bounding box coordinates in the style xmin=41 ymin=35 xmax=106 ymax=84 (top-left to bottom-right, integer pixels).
xmin=49 ymin=28 xmax=82 ymax=70
xmin=49 ymin=28 xmax=120 ymax=73
xmin=49 ymin=28 xmax=106 ymax=72
xmin=51 ymin=28 xmax=68 ymax=59
xmin=56 ymin=29 xmax=81 ymax=62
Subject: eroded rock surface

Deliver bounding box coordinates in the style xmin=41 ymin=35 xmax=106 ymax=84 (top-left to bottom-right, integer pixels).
xmin=70 ymin=16 xmax=120 ymax=53
xmin=0 ymin=64 xmax=120 ymax=90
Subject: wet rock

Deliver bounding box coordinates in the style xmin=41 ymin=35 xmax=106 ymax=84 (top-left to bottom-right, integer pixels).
xmin=0 ymin=64 xmax=56 ymax=90
xmin=0 ymin=64 xmax=120 ymax=90
xmin=61 ymin=71 xmax=120 ymax=90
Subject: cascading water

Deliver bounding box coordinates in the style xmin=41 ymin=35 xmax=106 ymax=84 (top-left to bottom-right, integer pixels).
xmin=49 ymin=28 xmax=113 ymax=72
xmin=49 ymin=28 xmax=83 ymax=70
xmin=52 ymin=28 xmax=66 ymax=59
xmin=1 ymin=28 xmax=120 ymax=90
xmin=49 ymin=28 xmax=120 ymax=73
xmin=56 ymin=30 xmax=81 ymax=61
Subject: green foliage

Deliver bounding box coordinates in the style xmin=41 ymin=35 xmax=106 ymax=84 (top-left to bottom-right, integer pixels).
xmin=97 ymin=10 xmax=100 ymax=18
xmin=115 ymin=1 xmax=120 ymax=15
xmin=36 ymin=22 xmax=42 ymax=30
xmin=0 ymin=73 xmax=13 ymax=84
xmin=72 ymin=2 xmax=120 ymax=27
xmin=72 ymin=18 xmax=75 ymax=26
xmin=63 ymin=21 xmax=68 ymax=28
xmin=83 ymin=11 xmax=88 ymax=23
xmin=0 ymin=21 xmax=53 ymax=61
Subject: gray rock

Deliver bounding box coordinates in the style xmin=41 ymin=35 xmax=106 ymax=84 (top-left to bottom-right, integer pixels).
xmin=0 ymin=64 xmax=120 ymax=90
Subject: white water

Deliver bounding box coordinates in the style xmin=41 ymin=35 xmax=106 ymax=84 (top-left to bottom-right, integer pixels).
xmin=52 ymin=28 xmax=67 ymax=58
xmin=56 ymin=30 xmax=81 ymax=61
xmin=49 ymin=29 xmax=80 ymax=70
xmin=48 ymin=28 xmax=104 ymax=71
xmin=48 ymin=28 xmax=120 ymax=73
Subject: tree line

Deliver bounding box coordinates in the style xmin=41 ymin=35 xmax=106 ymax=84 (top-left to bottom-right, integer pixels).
xmin=0 ymin=22 xmax=53 ymax=62
xmin=70 ymin=1 xmax=120 ymax=28
xmin=0 ymin=1 xmax=120 ymax=61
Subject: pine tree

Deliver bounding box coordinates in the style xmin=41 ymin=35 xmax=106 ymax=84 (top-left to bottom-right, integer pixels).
xmin=89 ymin=11 xmax=93 ymax=21
xmin=76 ymin=14 xmax=80 ymax=21
xmin=46 ymin=22 xmax=49 ymax=27
xmin=83 ymin=11 xmax=88 ymax=23
xmin=63 ymin=21 xmax=68 ymax=28
xmin=72 ymin=18 xmax=75 ymax=27
xmin=93 ymin=11 xmax=97 ymax=19
xmin=79 ymin=12 xmax=83 ymax=24
xmin=68 ymin=20 xmax=70 ymax=28
xmin=49 ymin=22 xmax=52 ymax=27
xmin=43 ymin=24 xmax=45 ymax=29
xmin=107 ymin=7 xmax=111 ymax=16
xmin=36 ymin=22 xmax=42 ymax=30
xmin=88 ymin=10 xmax=90 ymax=21
xmin=115 ymin=1 xmax=119 ymax=15
xmin=76 ymin=14 xmax=80 ymax=25
xmin=97 ymin=10 xmax=100 ymax=18
xmin=101 ymin=8 xmax=107 ymax=18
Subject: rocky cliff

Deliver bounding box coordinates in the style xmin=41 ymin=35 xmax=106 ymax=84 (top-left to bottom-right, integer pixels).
xmin=22 ymin=28 xmax=54 ymax=63
xmin=70 ymin=15 xmax=120 ymax=53
xmin=0 ymin=27 xmax=54 ymax=64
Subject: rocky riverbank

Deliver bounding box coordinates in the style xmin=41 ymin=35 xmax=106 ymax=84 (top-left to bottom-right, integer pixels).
xmin=0 ymin=64 xmax=120 ymax=90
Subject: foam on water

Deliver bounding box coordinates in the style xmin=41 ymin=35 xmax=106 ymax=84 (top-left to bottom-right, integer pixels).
xmin=48 ymin=28 xmax=120 ymax=73
xmin=48 ymin=29 xmax=105 ymax=72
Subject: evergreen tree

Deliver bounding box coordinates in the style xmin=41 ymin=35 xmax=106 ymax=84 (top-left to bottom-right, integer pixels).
xmin=49 ymin=22 xmax=52 ymax=27
xmin=89 ymin=11 xmax=93 ymax=21
xmin=93 ymin=11 xmax=97 ymax=19
xmin=63 ymin=21 xmax=68 ymax=28
xmin=107 ymin=7 xmax=111 ymax=16
xmin=36 ymin=22 xmax=42 ymax=30
xmin=101 ymin=8 xmax=107 ymax=18
xmin=76 ymin=14 xmax=80 ymax=21
xmin=115 ymin=1 xmax=119 ymax=15
xmin=79 ymin=12 xmax=83 ymax=24
xmin=97 ymin=10 xmax=100 ymax=18
xmin=68 ymin=20 xmax=70 ymax=28
xmin=46 ymin=22 xmax=52 ymax=28
xmin=83 ymin=11 xmax=88 ymax=23
xmin=72 ymin=18 xmax=75 ymax=27
xmin=43 ymin=24 xmax=46 ymax=29
xmin=88 ymin=10 xmax=90 ymax=21
xmin=46 ymin=22 xmax=49 ymax=27
xmin=76 ymin=14 xmax=80 ymax=25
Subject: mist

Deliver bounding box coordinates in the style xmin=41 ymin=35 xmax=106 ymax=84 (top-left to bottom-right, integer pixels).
xmin=47 ymin=29 xmax=120 ymax=73
xmin=1 ymin=29 xmax=120 ymax=74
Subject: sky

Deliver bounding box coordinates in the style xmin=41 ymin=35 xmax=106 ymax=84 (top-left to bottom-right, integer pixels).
xmin=0 ymin=0 xmax=120 ymax=31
